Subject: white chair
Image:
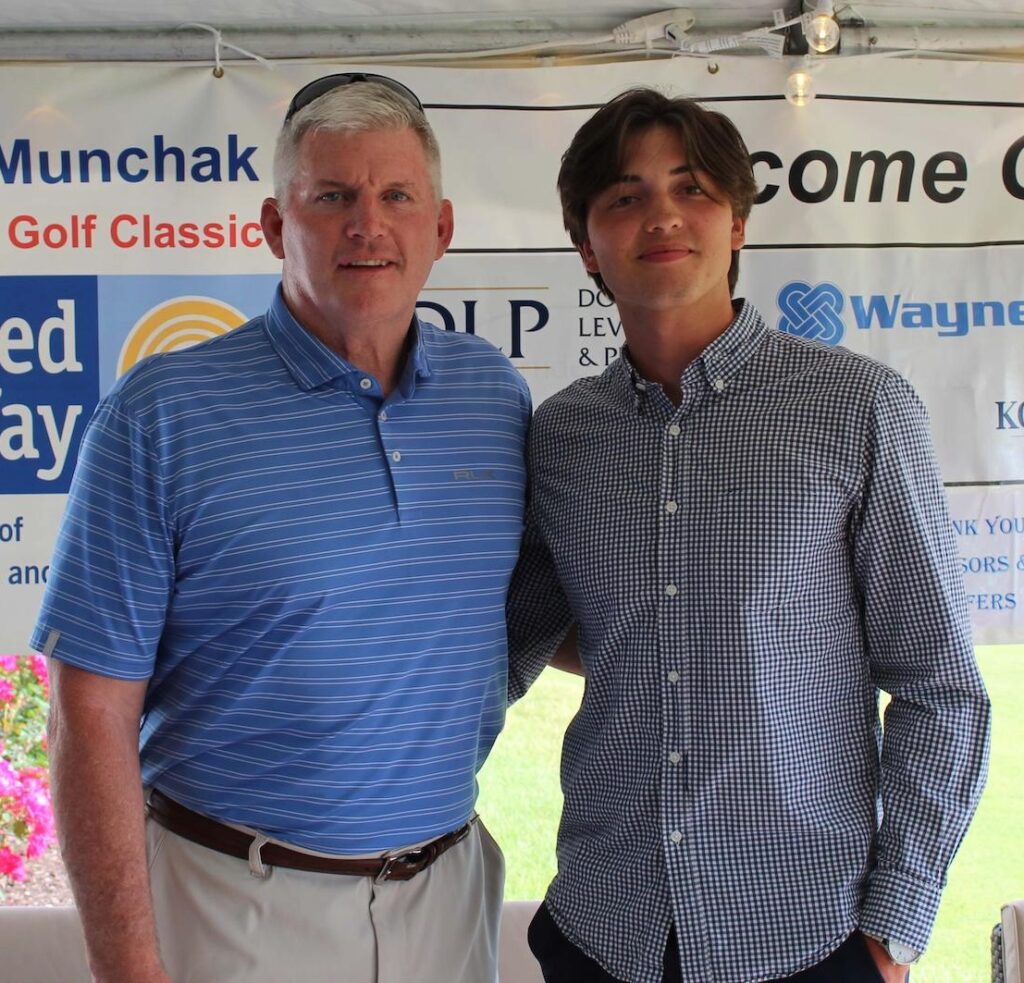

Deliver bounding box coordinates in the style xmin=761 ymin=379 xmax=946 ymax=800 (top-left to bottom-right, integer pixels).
xmin=0 ymin=900 xmax=544 ymax=982
xmin=0 ymin=905 xmax=90 ymax=982
xmin=994 ymin=899 xmax=1024 ymax=983
xmin=500 ymin=899 xmax=543 ymax=983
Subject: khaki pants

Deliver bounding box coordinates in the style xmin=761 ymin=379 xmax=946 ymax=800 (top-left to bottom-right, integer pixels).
xmin=146 ymin=816 xmax=505 ymax=983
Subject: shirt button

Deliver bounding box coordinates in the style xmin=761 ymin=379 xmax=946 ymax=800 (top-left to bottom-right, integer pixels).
xmin=359 ymin=377 xmax=372 ymax=390
xmin=665 ymin=501 xmax=678 ymax=515
xmin=668 ymin=751 xmax=681 ymax=764
xmin=668 ymin=424 xmax=681 ymax=437
xmin=669 ymin=830 xmax=683 ymax=844
xmin=378 ymin=411 xmax=388 ymax=422
xmin=391 ymin=450 xmax=402 ymax=463
xmin=667 ymin=670 xmax=680 ymax=683
xmin=713 ymin=377 xmax=726 ymax=393
xmin=665 ymin=583 xmax=678 ymax=597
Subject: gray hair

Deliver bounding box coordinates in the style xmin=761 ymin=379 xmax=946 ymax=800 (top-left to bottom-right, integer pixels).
xmin=272 ymin=81 xmax=443 ymax=202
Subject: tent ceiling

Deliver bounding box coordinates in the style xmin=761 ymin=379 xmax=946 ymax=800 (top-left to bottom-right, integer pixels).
xmin=5 ymin=1 xmax=1024 ymax=30
xmin=3 ymin=1 xmax=1023 ymax=61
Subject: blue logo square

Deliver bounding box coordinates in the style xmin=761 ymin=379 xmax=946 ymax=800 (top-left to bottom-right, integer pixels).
xmin=0 ymin=276 xmax=100 ymax=493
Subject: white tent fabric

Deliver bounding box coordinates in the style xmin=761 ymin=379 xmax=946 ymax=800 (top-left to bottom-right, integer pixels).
xmin=3 ymin=1 xmax=1024 ymax=62
xmin=5 ymin=1 xmax=1024 ymax=31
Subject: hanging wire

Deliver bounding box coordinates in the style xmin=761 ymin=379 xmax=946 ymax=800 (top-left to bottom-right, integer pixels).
xmin=177 ymin=23 xmax=274 ymax=77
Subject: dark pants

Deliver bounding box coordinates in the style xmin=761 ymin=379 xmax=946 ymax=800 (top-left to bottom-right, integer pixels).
xmin=527 ymin=903 xmax=889 ymax=982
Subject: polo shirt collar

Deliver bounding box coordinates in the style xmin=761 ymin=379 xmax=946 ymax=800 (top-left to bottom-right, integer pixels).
xmin=397 ymin=320 xmax=433 ymax=398
xmin=265 ymin=286 xmax=433 ymax=392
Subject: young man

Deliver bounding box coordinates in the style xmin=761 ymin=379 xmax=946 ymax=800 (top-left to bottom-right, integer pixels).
xmin=35 ymin=75 xmax=530 ymax=983
xmin=508 ymin=88 xmax=990 ymax=983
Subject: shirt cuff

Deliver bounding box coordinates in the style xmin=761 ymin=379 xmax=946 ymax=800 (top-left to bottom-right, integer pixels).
xmin=859 ymin=864 xmax=944 ymax=954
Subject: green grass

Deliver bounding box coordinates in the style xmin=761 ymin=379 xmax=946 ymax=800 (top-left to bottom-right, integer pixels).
xmin=478 ymin=645 xmax=1023 ymax=982
xmin=478 ymin=667 xmax=583 ymax=896
xmin=916 ymin=645 xmax=1024 ymax=982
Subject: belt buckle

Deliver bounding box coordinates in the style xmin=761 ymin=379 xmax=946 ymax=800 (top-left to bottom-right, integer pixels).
xmin=375 ymin=846 xmax=427 ymax=883
xmin=375 ymin=855 xmax=399 ymax=882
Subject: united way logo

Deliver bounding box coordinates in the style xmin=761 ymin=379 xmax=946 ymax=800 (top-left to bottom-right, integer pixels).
xmin=117 ymin=295 xmax=247 ymax=377
xmin=777 ymin=281 xmax=845 ymax=346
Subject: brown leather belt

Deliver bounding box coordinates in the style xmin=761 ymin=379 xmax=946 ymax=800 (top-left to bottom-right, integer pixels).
xmin=146 ymin=789 xmax=473 ymax=881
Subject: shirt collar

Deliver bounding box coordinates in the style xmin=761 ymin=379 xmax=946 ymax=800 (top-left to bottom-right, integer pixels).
xmin=397 ymin=320 xmax=433 ymax=398
xmin=265 ymin=286 xmax=433 ymax=393
xmin=611 ymin=299 xmax=767 ymax=408
xmin=697 ymin=299 xmax=767 ymax=387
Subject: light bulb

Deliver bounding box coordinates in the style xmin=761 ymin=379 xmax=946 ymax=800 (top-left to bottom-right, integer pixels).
xmin=806 ymin=12 xmax=840 ymax=53
xmin=786 ymin=70 xmax=815 ymax=107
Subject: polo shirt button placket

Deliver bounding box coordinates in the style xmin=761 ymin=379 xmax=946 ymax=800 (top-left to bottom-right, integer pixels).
xmin=386 ymin=437 xmax=402 ymax=516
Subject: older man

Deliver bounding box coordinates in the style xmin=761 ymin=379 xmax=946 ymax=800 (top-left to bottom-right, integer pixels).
xmin=35 ymin=74 xmax=529 ymax=983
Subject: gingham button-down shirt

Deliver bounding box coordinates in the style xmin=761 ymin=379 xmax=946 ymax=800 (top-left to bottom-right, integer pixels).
xmin=507 ymin=301 xmax=990 ymax=983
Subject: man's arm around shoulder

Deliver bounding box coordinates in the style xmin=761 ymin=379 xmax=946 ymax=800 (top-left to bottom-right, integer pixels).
xmin=48 ymin=660 xmax=171 ymax=983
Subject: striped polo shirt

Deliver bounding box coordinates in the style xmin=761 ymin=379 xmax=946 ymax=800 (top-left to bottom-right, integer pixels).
xmin=33 ymin=288 xmax=531 ymax=854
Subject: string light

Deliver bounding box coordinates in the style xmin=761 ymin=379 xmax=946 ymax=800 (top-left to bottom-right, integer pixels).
xmin=805 ymin=0 xmax=841 ymax=54
xmin=786 ymin=66 xmax=816 ymax=106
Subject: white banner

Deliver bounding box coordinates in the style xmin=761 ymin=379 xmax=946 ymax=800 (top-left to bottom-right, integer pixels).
xmin=1 ymin=58 xmax=1021 ymax=647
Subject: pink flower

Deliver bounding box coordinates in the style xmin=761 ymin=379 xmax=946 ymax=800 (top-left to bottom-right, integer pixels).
xmin=0 ymin=758 xmax=18 ymax=797
xmin=0 ymin=652 xmax=54 ymax=884
xmin=28 ymin=654 xmax=49 ymax=690
xmin=15 ymin=772 xmax=52 ymax=825
xmin=0 ymin=846 xmax=27 ymax=882
xmin=26 ymin=829 xmax=53 ymax=859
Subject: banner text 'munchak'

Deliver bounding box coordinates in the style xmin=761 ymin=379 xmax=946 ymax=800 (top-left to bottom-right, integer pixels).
xmin=0 ymin=135 xmax=259 ymax=184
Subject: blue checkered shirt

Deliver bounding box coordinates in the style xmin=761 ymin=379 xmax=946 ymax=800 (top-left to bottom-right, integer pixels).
xmin=507 ymin=301 xmax=990 ymax=983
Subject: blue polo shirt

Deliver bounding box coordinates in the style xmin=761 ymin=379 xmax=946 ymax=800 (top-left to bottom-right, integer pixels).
xmin=32 ymin=288 xmax=531 ymax=853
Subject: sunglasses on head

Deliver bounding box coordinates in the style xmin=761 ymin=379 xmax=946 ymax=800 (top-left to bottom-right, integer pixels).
xmin=285 ymin=73 xmax=424 ymax=122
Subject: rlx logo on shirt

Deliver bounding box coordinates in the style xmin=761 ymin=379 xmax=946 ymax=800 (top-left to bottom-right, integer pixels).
xmin=452 ymin=469 xmax=496 ymax=481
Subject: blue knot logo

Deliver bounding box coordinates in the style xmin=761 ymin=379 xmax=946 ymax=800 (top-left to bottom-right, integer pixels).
xmin=777 ymin=281 xmax=845 ymax=346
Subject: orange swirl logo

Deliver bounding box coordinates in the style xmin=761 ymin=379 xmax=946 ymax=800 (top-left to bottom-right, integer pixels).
xmin=117 ymin=296 xmax=247 ymax=377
